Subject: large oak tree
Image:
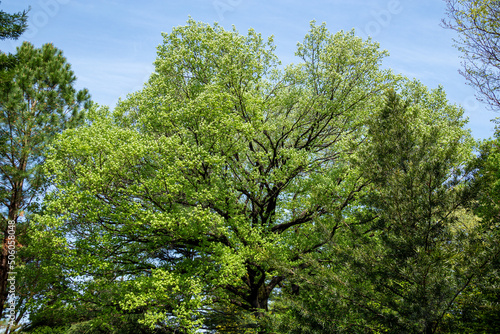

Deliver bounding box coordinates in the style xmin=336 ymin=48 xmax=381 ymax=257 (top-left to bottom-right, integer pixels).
xmin=32 ymin=20 xmax=394 ymax=333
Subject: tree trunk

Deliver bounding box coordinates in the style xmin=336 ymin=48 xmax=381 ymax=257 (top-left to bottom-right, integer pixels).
xmin=0 ymin=188 xmax=21 ymax=321
xmin=0 ymin=218 xmax=15 ymax=321
xmin=0 ymin=229 xmax=10 ymax=319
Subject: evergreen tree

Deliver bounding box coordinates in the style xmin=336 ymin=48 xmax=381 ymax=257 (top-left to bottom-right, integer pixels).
xmin=0 ymin=2 xmax=29 ymax=41
xmin=0 ymin=41 xmax=90 ymax=326
xmin=352 ymin=86 xmax=478 ymax=333
xmin=452 ymin=123 xmax=500 ymax=333
xmin=271 ymin=84 xmax=494 ymax=334
xmin=0 ymin=2 xmax=29 ymax=85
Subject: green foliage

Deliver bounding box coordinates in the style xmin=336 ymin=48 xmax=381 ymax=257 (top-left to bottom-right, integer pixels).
xmin=448 ymin=122 xmax=500 ymax=333
xmin=30 ymin=20 xmax=395 ymax=333
xmin=0 ymin=41 xmax=90 ymax=325
xmin=352 ymin=86 xmax=480 ymax=333
xmin=271 ymin=84 xmax=496 ymax=334
xmin=474 ymin=122 xmax=500 ymax=223
xmin=26 ymin=19 xmax=499 ymax=334
xmin=0 ymin=41 xmax=91 ymax=219
xmin=0 ymin=2 xmax=29 ymax=84
xmin=0 ymin=2 xmax=29 ymax=41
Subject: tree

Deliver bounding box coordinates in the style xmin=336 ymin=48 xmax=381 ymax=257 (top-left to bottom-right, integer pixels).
xmin=0 ymin=2 xmax=29 ymax=84
xmin=0 ymin=41 xmax=90 ymax=328
xmin=272 ymin=84 xmax=497 ymax=333
xmin=442 ymin=0 xmax=500 ymax=110
xmin=31 ymin=20 xmax=394 ymax=333
xmin=345 ymin=85 xmax=486 ymax=333
xmin=450 ymin=122 xmax=500 ymax=333
xmin=0 ymin=2 xmax=29 ymax=41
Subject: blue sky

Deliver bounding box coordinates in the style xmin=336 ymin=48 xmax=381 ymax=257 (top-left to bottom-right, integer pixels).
xmin=1 ymin=0 xmax=497 ymax=139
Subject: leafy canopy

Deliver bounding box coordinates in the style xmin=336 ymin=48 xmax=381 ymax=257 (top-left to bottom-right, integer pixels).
xmin=32 ymin=19 xmax=395 ymax=333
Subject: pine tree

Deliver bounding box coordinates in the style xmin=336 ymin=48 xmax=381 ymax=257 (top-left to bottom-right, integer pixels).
xmin=0 ymin=2 xmax=29 ymax=85
xmin=0 ymin=41 xmax=90 ymax=323
xmin=270 ymin=83 xmax=491 ymax=334
xmin=0 ymin=3 xmax=29 ymax=41
xmin=345 ymin=85 xmax=489 ymax=333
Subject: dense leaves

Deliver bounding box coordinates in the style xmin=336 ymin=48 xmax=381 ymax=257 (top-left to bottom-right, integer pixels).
xmin=450 ymin=123 xmax=500 ymax=333
xmin=20 ymin=20 xmax=500 ymax=334
xmin=31 ymin=20 xmax=394 ymax=333
xmin=269 ymin=84 xmax=493 ymax=334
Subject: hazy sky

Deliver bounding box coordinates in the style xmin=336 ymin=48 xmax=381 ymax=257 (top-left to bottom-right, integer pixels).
xmin=1 ymin=0 xmax=497 ymax=139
